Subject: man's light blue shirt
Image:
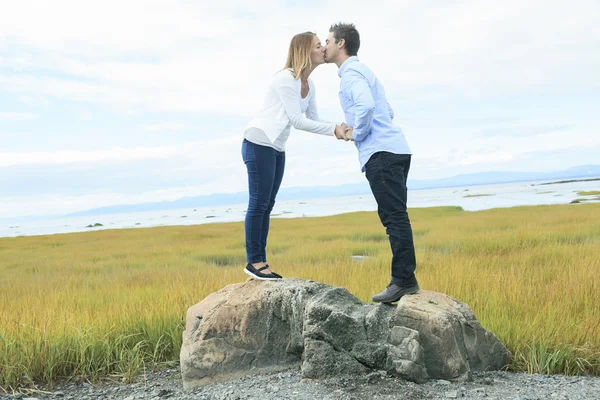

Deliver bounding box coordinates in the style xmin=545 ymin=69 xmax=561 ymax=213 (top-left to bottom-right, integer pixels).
xmin=338 ymin=56 xmax=411 ymax=172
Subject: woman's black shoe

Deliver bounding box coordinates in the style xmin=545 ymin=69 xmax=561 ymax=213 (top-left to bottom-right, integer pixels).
xmin=244 ymin=264 xmax=282 ymax=280
xmin=264 ymin=264 xmax=283 ymax=279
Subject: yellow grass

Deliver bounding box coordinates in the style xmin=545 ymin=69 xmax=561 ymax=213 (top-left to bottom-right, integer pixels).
xmin=1 ymin=203 xmax=599 ymax=390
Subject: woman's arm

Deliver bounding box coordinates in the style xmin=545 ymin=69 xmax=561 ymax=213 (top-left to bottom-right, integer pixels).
xmin=274 ymin=72 xmax=336 ymax=136
xmin=306 ymin=80 xmax=328 ymax=123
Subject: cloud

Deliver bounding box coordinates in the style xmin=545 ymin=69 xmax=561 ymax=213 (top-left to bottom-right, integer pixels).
xmin=480 ymin=124 xmax=576 ymax=138
xmin=144 ymin=122 xmax=185 ymax=132
xmin=1 ymin=1 xmax=598 ymax=218
xmin=1 ymin=1 xmax=597 ymax=117
xmin=0 ymin=1 xmax=253 ymax=53
xmin=0 ymin=146 xmax=179 ymax=167
xmin=414 ymin=123 xmax=600 ymax=168
xmin=0 ymin=111 xmax=39 ymax=120
xmin=0 ymin=134 xmax=245 ymax=168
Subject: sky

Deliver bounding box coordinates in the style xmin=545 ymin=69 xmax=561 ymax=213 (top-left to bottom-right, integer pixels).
xmin=1 ymin=0 xmax=599 ymax=218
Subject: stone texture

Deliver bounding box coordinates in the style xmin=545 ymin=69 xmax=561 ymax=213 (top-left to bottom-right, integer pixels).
xmin=180 ymin=279 xmax=511 ymax=389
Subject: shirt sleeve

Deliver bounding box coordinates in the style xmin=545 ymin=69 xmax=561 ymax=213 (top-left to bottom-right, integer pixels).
xmin=274 ymin=72 xmax=336 ymax=136
xmin=345 ymin=69 xmax=375 ymax=142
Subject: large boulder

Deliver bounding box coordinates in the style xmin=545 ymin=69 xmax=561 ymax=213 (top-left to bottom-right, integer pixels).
xmin=180 ymin=279 xmax=511 ymax=389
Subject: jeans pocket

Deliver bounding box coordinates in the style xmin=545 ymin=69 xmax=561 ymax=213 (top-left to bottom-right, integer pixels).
xmin=242 ymin=140 xmax=255 ymax=164
xmin=387 ymin=154 xmax=409 ymax=183
xmin=366 ymin=153 xmax=386 ymax=184
xmin=389 ymin=161 xmax=405 ymax=182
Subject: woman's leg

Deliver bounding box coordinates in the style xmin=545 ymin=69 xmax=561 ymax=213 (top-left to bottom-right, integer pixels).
xmin=259 ymin=150 xmax=286 ymax=263
xmin=242 ymin=140 xmax=277 ymax=265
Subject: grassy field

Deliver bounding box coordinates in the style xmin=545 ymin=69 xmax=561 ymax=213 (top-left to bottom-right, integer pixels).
xmin=1 ymin=203 xmax=599 ymax=390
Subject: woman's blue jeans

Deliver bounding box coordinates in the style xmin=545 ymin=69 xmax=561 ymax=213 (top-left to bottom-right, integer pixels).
xmin=242 ymin=139 xmax=285 ymax=263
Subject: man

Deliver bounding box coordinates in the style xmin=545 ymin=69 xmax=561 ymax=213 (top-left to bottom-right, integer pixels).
xmin=324 ymin=22 xmax=420 ymax=303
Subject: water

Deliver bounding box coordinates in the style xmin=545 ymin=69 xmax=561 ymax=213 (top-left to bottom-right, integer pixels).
xmin=1 ymin=178 xmax=598 ymax=238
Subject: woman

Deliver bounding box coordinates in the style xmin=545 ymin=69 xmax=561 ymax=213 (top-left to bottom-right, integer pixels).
xmin=242 ymin=32 xmax=347 ymax=280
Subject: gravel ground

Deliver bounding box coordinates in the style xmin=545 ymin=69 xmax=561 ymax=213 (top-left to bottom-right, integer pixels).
xmin=2 ymin=367 xmax=599 ymax=400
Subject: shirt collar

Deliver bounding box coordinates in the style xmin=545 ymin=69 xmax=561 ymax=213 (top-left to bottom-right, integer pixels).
xmin=338 ymin=56 xmax=359 ymax=77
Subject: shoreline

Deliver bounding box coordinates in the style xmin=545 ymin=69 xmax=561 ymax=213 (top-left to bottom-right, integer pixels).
xmin=2 ymin=177 xmax=600 ymax=239
xmin=2 ymin=201 xmax=600 ymax=241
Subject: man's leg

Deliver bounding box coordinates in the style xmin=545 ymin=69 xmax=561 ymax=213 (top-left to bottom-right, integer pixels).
xmin=365 ymin=152 xmax=418 ymax=301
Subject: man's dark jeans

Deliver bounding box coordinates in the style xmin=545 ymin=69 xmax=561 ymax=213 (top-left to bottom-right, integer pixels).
xmin=365 ymin=152 xmax=418 ymax=287
xmin=242 ymin=139 xmax=285 ymax=264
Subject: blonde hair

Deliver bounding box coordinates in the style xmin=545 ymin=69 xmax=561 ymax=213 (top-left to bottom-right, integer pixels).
xmin=283 ymin=32 xmax=315 ymax=80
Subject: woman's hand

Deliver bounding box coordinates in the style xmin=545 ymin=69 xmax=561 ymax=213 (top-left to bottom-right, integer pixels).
xmin=335 ymin=124 xmax=349 ymax=141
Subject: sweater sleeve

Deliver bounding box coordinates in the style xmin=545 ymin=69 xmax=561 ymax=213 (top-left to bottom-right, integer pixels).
xmin=274 ymin=72 xmax=336 ymax=136
xmin=305 ymin=80 xmax=328 ymax=120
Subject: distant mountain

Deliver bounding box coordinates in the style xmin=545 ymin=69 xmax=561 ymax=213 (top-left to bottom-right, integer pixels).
xmin=64 ymin=164 xmax=600 ymax=217
xmin=411 ymin=164 xmax=600 ymax=190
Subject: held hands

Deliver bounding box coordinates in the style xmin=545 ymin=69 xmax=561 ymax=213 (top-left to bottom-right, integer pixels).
xmin=344 ymin=127 xmax=354 ymax=141
xmin=334 ymin=124 xmax=347 ymax=140
xmin=334 ymin=123 xmax=354 ymax=141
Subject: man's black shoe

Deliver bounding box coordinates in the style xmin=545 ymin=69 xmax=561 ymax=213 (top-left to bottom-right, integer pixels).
xmin=372 ymin=283 xmax=419 ymax=304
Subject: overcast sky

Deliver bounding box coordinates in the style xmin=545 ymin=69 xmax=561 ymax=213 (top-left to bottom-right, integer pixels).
xmin=1 ymin=0 xmax=599 ymax=218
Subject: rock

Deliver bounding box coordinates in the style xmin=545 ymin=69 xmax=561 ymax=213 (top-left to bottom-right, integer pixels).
xmin=302 ymin=338 xmax=368 ymax=378
xmin=392 ymin=290 xmax=511 ymax=381
xmin=366 ymin=371 xmax=384 ymax=384
xmin=180 ymin=279 xmax=511 ymax=389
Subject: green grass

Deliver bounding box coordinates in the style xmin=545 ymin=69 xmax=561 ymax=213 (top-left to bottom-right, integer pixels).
xmin=577 ymin=191 xmax=600 ymax=196
xmin=539 ymin=178 xmax=600 ymax=185
xmin=463 ymin=193 xmax=495 ymax=198
xmin=1 ymin=203 xmax=600 ymax=390
xmin=570 ymin=196 xmax=600 ymax=203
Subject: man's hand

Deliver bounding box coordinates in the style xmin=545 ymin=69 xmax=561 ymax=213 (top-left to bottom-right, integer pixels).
xmin=334 ymin=124 xmax=349 ymax=141
xmin=344 ymin=127 xmax=354 ymax=141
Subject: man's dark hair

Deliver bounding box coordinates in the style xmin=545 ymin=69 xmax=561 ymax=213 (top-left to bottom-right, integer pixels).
xmin=329 ymin=22 xmax=360 ymax=56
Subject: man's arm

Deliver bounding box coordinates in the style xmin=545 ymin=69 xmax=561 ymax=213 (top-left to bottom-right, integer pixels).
xmin=346 ymin=69 xmax=375 ymax=142
xmin=387 ymin=101 xmax=394 ymax=120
